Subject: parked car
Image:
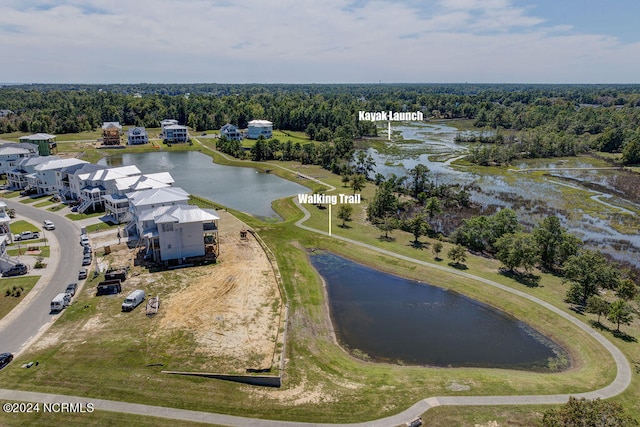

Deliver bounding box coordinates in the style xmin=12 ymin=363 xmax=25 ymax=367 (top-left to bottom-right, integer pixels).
xmin=82 ymin=254 xmax=92 ymax=266
xmin=78 ymin=268 xmax=87 ymax=280
xmin=65 ymin=282 xmax=77 ymax=297
xmin=122 ymin=289 xmax=145 ymax=312
xmin=13 ymin=231 xmax=40 ymax=241
xmin=50 ymin=293 xmax=71 ymax=312
xmin=0 ymin=353 xmax=13 ymax=370
xmin=96 ymin=279 xmax=122 ymax=296
xmin=2 ymin=263 xmax=28 ymax=277
xmin=80 ymin=235 xmax=90 ymax=246
xmin=43 ymin=220 xmax=55 ymax=230
xmin=83 ymin=245 xmax=92 ymax=255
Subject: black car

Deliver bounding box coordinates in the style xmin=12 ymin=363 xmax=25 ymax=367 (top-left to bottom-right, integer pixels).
xmin=65 ymin=283 xmax=77 ymax=297
xmin=0 ymin=353 xmax=13 ymax=370
xmin=2 ymin=263 xmax=28 ymax=277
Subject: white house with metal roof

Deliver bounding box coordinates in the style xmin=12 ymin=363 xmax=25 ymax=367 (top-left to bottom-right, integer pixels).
xmin=70 ymin=165 xmax=143 ymax=213
xmin=104 ymin=172 xmax=175 ymax=222
xmin=0 ymin=142 xmax=39 ymax=175
xmin=247 ymin=120 xmax=273 ymax=139
xmin=6 ymin=156 xmax=53 ymax=190
xmin=163 ymin=124 xmax=189 ymax=143
xmin=160 ymin=119 xmax=179 ymax=130
xmin=31 ymin=158 xmax=89 ymax=195
xmin=138 ymin=204 xmax=219 ymax=263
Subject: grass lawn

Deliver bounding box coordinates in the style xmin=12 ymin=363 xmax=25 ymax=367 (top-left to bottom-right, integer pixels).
xmin=2 ymin=191 xmax=21 ymax=198
xmin=19 ymin=195 xmax=48 ymax=204
xmin=65 ymin=211 xmax=105 ymax=221
xmin=8 ymin=219 xmax=40 ymax=234
xmin=85 ymin=221 xmax=118 ymax=233
xmin=47 ymin=204 xmax=66 ymax=212
xmin=7 ymin=246 xmax=50 ymax=257
xmin=0 ymin=410 xmax=219 ymax=427
xmin=0 ymin=276 xmax=39 ymax=320
xmin=33 ymin=199 xmax=55 ymax=208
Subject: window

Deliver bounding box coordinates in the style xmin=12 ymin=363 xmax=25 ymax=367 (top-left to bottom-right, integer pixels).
xmin=162 ymin=223 xmax=174 ymax=232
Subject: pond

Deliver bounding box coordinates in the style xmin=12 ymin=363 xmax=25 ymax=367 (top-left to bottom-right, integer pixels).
xmin=311 ymin=252 xmax=567 ymax=371
xmin=99 ymin=151 xmax=308 ymax=219
xmin=367 ymin=122 xmax=640 ymax=268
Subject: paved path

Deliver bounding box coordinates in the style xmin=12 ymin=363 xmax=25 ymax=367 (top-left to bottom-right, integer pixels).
xmin=0 ymin=156 xmax=633 ymax=426
xmin=293 ymin=198 xmax=632 ymax=403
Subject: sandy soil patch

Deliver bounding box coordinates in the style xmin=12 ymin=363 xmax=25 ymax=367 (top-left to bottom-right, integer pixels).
xmin=155 ymin=210 xmax=284 ymax=372
xmin=30 ymin=331 xmax=64 ymax=351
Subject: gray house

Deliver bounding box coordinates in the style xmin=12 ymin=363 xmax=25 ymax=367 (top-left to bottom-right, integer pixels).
xmin=127 ymin=127 xmax=149 ymax=145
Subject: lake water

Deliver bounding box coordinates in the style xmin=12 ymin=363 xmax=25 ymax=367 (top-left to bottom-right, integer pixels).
xmin=368 ymin=122 xmax=640 ymax=268
xmin=311 ymin=252 xmax=566 ymax=370
xmin=99 ymin=151 xmax=308 ymax=218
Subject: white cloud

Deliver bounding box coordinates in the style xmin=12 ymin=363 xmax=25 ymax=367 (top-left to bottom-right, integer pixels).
xmin=0 ymin=0 xmax=638 ymax=83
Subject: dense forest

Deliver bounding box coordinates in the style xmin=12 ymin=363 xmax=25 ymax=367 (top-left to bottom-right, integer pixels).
xmin=1 ymin=83 xmax=640 ymax=164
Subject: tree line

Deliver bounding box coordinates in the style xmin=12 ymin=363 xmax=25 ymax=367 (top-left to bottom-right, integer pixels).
xmin=2 ymin=83 xmax=640 ymax=164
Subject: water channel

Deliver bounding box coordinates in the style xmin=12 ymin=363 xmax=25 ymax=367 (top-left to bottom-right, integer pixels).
xmin=367 ymin=121 xmax=640 ymax=268
xmin=311 ymin=252 xmax=565 ymax=370
xmin=98 ymin=151 xmax=308 ymax=219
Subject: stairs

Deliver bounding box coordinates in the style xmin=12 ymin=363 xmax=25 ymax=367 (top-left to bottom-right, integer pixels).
xmin=77 ymin=199 xmax=93 ymax=214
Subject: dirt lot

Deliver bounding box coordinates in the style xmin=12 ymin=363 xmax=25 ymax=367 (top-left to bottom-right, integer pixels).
xmin=35 ymin=210 xmax=285 ymax=373
xmin=156 ymin=210 xmax=284 ymax=371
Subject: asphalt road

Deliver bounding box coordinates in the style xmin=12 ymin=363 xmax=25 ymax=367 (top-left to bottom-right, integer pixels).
xmin=0 ymin=198 xmax=83 ymax=356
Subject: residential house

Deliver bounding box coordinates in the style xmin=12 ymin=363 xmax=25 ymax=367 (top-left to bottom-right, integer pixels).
xmin=56 ymin=163 xmax=105 ymax=201
xmin=7 ymin=156 xmax=57 ymax=190
xmin=0 ymin=110 xmax=13 ymax=118
xmin=66 ymin=165 xmax=142 ymax=213
xmin=160 ymin=119 xmax=179 ymax=131
xmin=102 ymin=122 xmax=122 ymax=145
xmin=139 ymin=204 xmax=219 ymax=263
xmin=164 ymin=125 xmax=189 ymax=143
xmin=104 ymin=172 xmax=174 ymax=223
xmin=30 ymin=158 xmax=89 ymax=195
xmin=220 ymin=123 xmax=242 ymax=141
xmin=127 ymin=127 xmax=149 ymax=145
xmin=0 ymin=142 xmax=39 ymax=175
xmin=19 ymin=133 xmax=57 ymax=156
xmin=247 ymin=120 xmax=273 ymax=139
xmin=0 ymin=202 xmax=22 ymax=272
xmin=0 ymin=201 xmax=11 ymax=242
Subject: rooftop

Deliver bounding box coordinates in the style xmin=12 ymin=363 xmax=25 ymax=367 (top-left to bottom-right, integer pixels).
xmin=128 ymin=186 xmax=190 ymax=207
xmin=19 ymin=133 xmax=56 ymax=141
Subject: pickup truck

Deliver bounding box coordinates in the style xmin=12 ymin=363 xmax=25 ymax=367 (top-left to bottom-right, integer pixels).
xmin=13 ymin=231 xmax=40 ymax=241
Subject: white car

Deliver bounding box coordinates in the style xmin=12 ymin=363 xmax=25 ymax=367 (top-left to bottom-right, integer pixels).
xmin=80 ymin=235 xmax=90 ymax=246
xmin=43 ymin=220 xmax=55 ymax=230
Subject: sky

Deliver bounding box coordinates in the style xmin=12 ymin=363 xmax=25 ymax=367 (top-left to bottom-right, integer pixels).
xmin=2 ymin=0 xmax=640 ymax=84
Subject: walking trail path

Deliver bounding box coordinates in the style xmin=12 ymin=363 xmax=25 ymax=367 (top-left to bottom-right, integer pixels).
xmin=0 ymin=146 xmax=633 ymax=426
